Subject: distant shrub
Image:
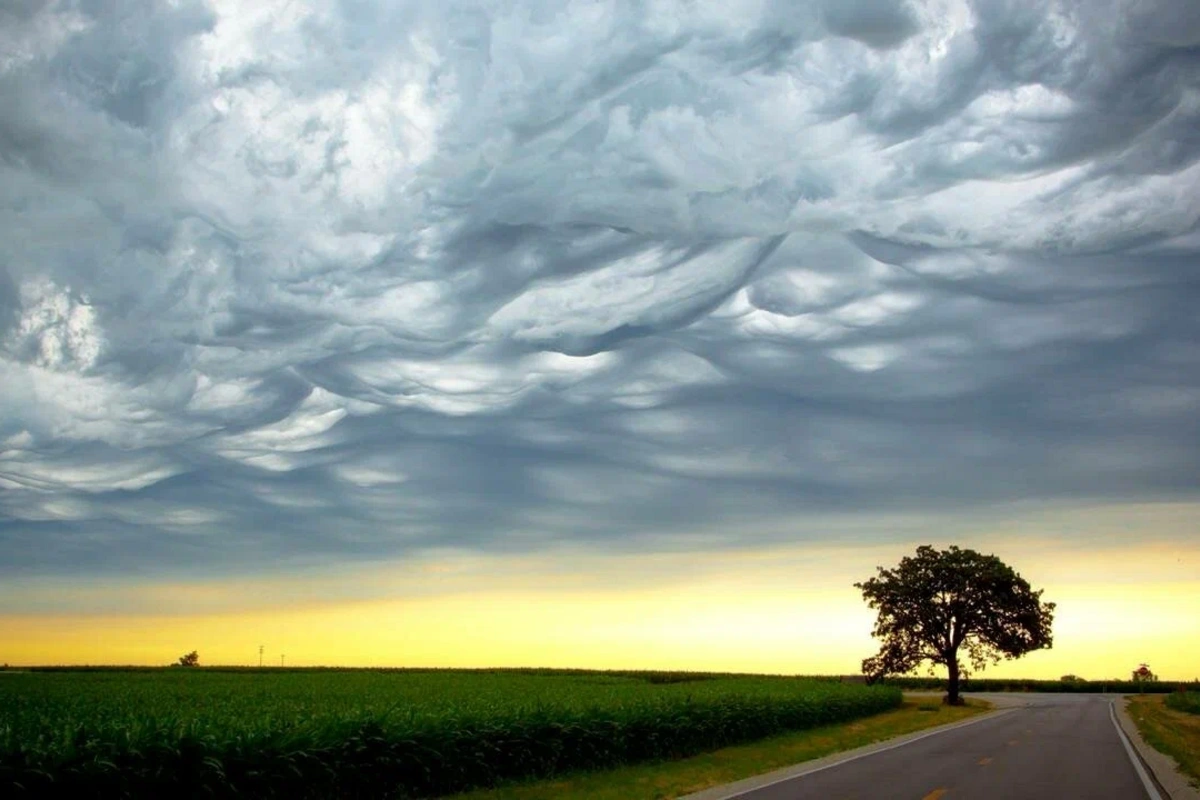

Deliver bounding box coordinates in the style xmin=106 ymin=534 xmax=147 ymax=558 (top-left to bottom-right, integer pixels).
xmin=1166 ymin=690 xmax=1200 ymax=715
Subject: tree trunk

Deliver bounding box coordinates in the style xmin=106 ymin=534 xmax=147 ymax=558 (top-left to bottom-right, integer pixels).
xmin=946 ymin=657 xmax=963 ymax=705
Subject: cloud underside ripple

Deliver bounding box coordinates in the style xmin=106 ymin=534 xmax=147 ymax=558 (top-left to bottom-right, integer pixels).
xmin=1 ymin=0 xmax=1199 ymax=575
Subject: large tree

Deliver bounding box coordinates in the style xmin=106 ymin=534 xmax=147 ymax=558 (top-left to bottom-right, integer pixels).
xmin=856 ymin=545 xmax=1055 ymax=705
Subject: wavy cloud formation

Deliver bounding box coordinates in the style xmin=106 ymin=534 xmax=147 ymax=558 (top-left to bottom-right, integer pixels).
xmin=2 ymin=0 xmax=1198 ymax=575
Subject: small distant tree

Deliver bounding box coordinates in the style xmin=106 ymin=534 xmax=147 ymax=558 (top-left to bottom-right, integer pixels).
xmin=1132 ymin=663 xmax=1156 ymax=691
xmin=1060 ymin=674 xmax=1083 ymax=683
xmin=856 ymin=545 xmax=1056 ymax=705
xmin=175 ymin=651 xmax=200 ymax=668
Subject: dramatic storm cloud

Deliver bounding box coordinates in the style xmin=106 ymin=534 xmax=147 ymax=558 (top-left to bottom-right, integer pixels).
xmin=2 ymin=0 xmax=1198 ymax=576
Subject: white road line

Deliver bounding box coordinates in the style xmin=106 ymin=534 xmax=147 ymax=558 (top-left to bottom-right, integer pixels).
xmin=1110 ymin=700 xmax=1164 ymax=800
xmin=706 ymin=708 xmax=1017 ymax=800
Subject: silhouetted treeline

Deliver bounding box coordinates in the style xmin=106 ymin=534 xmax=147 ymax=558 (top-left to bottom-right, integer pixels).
xmin=6 ymin=665 xmax=836 ymax=683
xmin=13 ymin=667 xmax=1190 ymax=692
xmin=882 ymin=675 xmax=1198 ymax=694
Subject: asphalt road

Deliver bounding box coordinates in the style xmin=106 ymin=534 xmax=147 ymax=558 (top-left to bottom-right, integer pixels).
xmin=721 ymin=694 xmax=1159 ymax=800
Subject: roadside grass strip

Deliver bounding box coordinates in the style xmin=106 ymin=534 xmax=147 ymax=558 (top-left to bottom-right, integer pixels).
xmin=449 ymin=697 xmax=989 ymax=800
xmin=1128 ymin=694 xmax=1200 ymax=789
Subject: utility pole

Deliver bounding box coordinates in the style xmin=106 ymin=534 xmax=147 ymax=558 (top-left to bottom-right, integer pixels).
xmin=280 ymin=654 xmax=285 ymax=668
xmin=258 ymin=645 xmax=264 ymax=668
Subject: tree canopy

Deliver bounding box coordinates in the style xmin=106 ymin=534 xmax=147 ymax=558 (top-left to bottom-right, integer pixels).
xmin=174 ymin=651 xmax=200 ymax=667
xmin=856 ymin=545 xmax=1055 ymax=704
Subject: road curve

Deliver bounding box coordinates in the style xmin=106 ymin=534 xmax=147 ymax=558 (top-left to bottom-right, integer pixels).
xmin=696 ymin=694 xmax=1160 ymax=800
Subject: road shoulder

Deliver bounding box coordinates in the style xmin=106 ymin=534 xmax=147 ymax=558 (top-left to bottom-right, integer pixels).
xmin=1115 ymin=695 xmax=1200 ymax=800
xmin=678 ymin=703 xmax=1014 ymax=800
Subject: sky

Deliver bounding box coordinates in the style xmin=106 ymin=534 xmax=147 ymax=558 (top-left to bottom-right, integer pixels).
xmin=0 ymin=0 xmax=1198 ymax=679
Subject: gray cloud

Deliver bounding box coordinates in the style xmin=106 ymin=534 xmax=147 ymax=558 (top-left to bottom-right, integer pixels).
xmin=2 ymin=0 xmax=1198 ymax=577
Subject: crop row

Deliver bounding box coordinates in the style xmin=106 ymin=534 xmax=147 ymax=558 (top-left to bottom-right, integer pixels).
xmin=1 ymin=670 xmax=900 ymax=798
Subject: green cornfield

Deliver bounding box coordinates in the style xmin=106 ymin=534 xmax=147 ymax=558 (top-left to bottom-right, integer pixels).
xmin=0 ymin=668 xmax=900 ymax=798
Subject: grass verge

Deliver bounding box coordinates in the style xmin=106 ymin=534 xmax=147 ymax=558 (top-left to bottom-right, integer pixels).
xmin=449 ymin=696 xmax=989 ymax=800
xmin=1128 ymin=694 xmax=1200 ymax=789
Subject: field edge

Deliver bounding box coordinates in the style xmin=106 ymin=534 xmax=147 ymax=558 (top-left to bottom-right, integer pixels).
xmin=1123 ymin=694 xmax=1200 ymax=797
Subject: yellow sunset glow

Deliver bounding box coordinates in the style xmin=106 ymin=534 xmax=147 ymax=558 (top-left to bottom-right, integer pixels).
xmin=3 ymin=506 xmax=1198 ymax=681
